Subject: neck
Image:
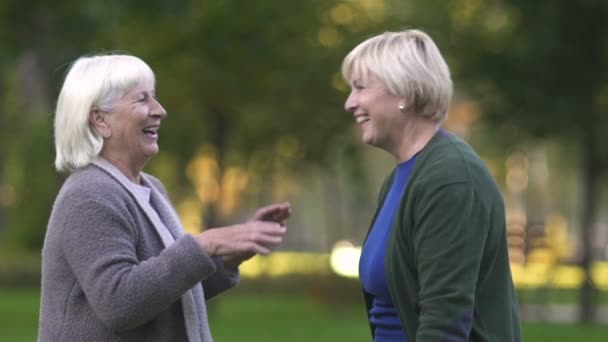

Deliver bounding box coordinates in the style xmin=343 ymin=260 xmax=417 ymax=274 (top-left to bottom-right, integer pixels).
xmin=393 ymin=117 xmax=440 ymax=163
xmin=99 ymin=153 xmax=143 ymax=184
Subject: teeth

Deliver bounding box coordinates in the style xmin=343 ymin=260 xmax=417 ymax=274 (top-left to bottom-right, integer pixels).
xmin=143 ymin=126 xmax=159 ymax=133
xmin=356 ymin=116 xmax=369 ymax=124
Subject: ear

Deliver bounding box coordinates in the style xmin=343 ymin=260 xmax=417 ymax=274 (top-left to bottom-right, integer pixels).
xmin=89 ymin=108 xmax=111 ymax=138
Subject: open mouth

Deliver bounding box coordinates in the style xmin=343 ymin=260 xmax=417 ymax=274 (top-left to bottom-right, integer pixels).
xmin=356 ymin=116 xmax=370 ymax=125
xmin=142 ymin=126 xmax=159 ymax=138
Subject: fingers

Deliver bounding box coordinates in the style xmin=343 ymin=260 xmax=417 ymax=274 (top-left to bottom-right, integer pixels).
xmin=251 ymin=205 xmax=277 ymax=221
xmin=241 ymin=241 xmax=271 ymax=255
xmin=268 ymin=206 xmax=291 ymax=224
xmin=249 ymin=230 xmax=285 ymax=248
xmin=250 ymin=221 xmax=287 ymax=236
xmin=251 ymin=202 xmax=292 ymax=223
xmin=239 ymin=221 xmax=286 ymax=254
xmin=197 ymin=221 xmax=286 ymax=258
xmin=240 ymin=222 xmax=286 ymax=250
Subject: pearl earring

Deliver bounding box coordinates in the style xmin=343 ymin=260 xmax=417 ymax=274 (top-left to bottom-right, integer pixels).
xmin=398 ymin=104 xmax=405 ymax=111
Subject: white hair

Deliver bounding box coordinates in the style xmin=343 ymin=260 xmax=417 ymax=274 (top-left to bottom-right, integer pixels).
xmin=342 ymin=29 xmax=453 ymax=122
xmin=54 ymin=54 xmax=155 ymax=172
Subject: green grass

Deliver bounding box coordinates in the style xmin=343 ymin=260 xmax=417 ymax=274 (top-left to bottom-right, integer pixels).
xmin=2 ymin=287 xmax=608 ymax=341
xmin=523 ymin=323 xmax=608 ymax=341
xmin=208 ymin=291 xmax=370 ymax=341
xmin=0 ymin=288 xmax=40 ymax=341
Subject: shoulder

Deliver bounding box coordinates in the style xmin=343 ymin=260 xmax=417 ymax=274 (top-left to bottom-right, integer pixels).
xmin=410 ymin=131 xmax=503 ymax=210
xmin=413 ymin=131 xmax=492 ymax=187
xmin=58 ymin=165 xmax=129 ymax=203
xmin=51 ymin=165 xmax=138 ymax=223
xmin=48 ymin=166 xmax=140 ymax=240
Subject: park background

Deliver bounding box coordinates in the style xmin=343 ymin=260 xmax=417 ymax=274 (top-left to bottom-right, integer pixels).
xmin=1 ymin=0 xmax=607 ymax=340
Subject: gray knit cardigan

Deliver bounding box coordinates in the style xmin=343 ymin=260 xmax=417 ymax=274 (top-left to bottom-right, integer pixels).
xmin=38 ymin=160 xmax=238 ymax=341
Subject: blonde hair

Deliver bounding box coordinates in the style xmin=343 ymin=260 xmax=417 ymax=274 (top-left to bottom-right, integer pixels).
xmin=54 ymin=54 xmax=155 ymax=172
xmin=342 ymin=29 xmax=452 ymax=122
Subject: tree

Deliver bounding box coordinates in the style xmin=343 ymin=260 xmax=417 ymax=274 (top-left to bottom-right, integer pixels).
xmin=444 ymin=0 xmax=607 ymax=322
xmin=0 ymin=0 xmax=383 ymax=251
xmin=0 ymin=0 xmax=106 ymax=250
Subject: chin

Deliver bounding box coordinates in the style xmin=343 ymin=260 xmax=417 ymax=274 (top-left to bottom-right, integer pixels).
xmin=361 ymin=134 xmax=375 ymax=146
xmin=144 ymin=145 xmax=160 ymax=158
xmin=361 ymin=133 xmax=371 ymax=144
xmin=362 ymin=136 xmax=385 ymax=151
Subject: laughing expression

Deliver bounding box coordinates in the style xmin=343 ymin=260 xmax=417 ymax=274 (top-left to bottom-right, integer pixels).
xmin=101 ymin=79 xmax=167 ymax=169
xmin=344 ymin=75 xmax=405 ymax=151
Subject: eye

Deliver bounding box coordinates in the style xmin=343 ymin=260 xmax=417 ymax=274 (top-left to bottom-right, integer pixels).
xmin=352 ymin=80 xmax=364 ymax=90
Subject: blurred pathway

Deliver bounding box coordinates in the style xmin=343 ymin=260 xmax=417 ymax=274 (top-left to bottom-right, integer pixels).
xmin=521 ymin=304 xmax=608 ymax=323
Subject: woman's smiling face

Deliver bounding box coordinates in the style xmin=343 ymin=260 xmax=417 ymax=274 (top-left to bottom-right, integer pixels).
xmin=344 ymin=73 xmax=406 ymax=151
xmin=100 ymin=78 xmax=167 ymax=170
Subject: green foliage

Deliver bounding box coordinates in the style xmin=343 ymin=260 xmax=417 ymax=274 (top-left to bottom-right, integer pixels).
xmin=2 ymin=116 xmax=57 ymax=250
xmin=448 ymin=1 xmax=607 ymax=149
xmin=0 ymin=0 xmax=386 ymax=251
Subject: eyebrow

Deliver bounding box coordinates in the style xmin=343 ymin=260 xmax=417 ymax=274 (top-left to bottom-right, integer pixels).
xmin=127 ymin=91 xmax=147 ymax=103
xmin=134 ymin=90 xmax=155 ymax=98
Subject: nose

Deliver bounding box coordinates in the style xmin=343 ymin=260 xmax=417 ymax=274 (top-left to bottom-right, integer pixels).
xmin=151 ymin=97 xmax=167 ymax=118
xmin=344 ymin=91 xmax=357 ymax=112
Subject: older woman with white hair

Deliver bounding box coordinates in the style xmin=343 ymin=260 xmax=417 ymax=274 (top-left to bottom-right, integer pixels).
xmin=343 ymin=29 xmax=522 ymax=341
xmin=39 ymin=54 xmax=290 ymax=341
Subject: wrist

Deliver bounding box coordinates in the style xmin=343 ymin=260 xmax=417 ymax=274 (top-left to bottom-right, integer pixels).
xmin=196 ymin=233 xmax=217 ymax=256
xmin=206 ymin=239 xmax=217 ymax=256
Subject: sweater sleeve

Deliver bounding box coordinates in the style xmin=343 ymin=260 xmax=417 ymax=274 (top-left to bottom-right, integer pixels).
xmin=60 ymin=195 xmax=216 ymax=332
xmin=145 ymin=174 xmax=241 ymax=300
xmin=201 ymin=257 xmax=240 ymax=300
xmin=412 ymin=181 xmax=488 ymax=341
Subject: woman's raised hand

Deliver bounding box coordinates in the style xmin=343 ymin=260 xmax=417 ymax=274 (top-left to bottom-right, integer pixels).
xmin=194 ymin=202 xmax=291 ymax=265
xmin=195 ymin=221 xmax=287 ymax=257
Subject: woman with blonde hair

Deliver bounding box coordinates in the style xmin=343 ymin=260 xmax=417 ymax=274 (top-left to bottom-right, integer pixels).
xmin=343 ymin=29 xmax=522 ymax=341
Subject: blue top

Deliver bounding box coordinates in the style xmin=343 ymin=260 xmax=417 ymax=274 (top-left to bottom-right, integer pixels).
xmin=359 ymin=156 xmax=417 ymax=341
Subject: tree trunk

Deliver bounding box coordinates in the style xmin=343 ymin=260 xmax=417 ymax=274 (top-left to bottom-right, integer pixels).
xmin=575 ymin=0 xmax=607 ymax=324
xmin=322 ymin=170 xmax=344 ymax=251
xmin=0 ymin=169 xmax=5 ymax=242
xmin=579 ymin=138 xmax=601 ymax=322
xmin=202 ymin=107 xmax=229 ymax=231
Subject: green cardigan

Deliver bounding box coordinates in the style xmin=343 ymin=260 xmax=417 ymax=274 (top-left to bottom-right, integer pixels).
xmin=364 ymin=131 xmax=522 ymax=341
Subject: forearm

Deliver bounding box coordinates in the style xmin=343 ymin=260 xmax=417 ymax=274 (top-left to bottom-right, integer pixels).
xmin=64 ymin=217 xmax=216 ymax=331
